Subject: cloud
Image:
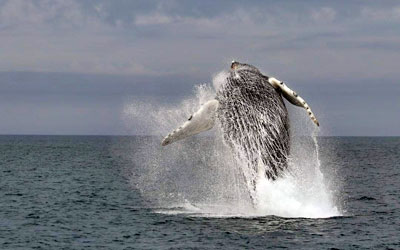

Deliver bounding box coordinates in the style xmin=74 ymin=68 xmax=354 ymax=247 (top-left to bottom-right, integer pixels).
xmin=311 ymin=7 xmax=336 ymax=23
xmin=0 ymin=0 xmax=153 ymax=75
xmin=361 ymin=6 xmax=400 ymax=21
xmin=135 ymin=12 xmax=173 ymax=26
xmin=0 ymin=0 xmax=93 ymax=31
xmin=0 ymin=0 xmax=400 ymax=81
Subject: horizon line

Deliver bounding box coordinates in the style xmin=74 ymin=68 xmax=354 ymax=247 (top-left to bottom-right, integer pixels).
xmin=0 ymin=134 xmax=399 ymax=138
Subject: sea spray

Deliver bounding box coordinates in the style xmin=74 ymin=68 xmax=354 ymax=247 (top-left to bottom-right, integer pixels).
xmin=254 ymin=127 xmax=340 ymax=218
xmin=124 ymin=85 xmax=253 ymax=213
xmin=123 ymin=74 xmax=340 ymax=218
xmin=123 ymin=84 xmax=215 ymax=136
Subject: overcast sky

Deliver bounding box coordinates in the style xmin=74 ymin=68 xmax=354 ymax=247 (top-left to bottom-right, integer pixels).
xmin=0 ymin=0 xmax=399 ymax=136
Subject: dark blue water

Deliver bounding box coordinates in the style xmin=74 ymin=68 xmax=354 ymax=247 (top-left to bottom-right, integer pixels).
xmin=1 ymin=136 xmax=399 ymax=249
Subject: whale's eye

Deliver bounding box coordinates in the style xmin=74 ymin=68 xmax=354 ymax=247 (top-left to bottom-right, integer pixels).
xmin=231 ymin=61 xmax=239 ymax=70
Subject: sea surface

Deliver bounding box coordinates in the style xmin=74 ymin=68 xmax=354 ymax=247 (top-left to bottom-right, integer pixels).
xmin=0 ymin=135 xmax=399 ymax=249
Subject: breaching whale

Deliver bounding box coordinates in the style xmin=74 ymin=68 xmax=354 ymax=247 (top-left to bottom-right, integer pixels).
xmin=161 ymin=61 xmax=319 ymax=188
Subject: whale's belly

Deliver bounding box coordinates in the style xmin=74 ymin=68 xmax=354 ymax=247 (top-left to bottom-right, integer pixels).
xmin=216 ymin=72 xmax=290 ymax=180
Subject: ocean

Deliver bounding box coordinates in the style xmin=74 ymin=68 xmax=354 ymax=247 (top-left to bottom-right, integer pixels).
xmin=1 ymin=135 xmax=399 ymax=249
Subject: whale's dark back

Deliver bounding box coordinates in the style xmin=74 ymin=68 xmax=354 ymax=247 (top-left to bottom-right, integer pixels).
xmin=216 ymin=66 xmax=290 ymax=180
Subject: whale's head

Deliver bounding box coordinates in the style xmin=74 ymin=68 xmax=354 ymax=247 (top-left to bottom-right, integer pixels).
xmin=230 ymin=61 xmax=260 ymax=74
xmin=213 ymin=61 xmax=262 ymax=91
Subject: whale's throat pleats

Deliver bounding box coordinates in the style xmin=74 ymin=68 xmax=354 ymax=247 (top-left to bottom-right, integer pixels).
xmin=216 ymin=69 xmax=290 ymax=181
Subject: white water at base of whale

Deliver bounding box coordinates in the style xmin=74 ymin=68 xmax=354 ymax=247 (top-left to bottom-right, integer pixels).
xmin=151 ymin=130 xmax=340 ymax=218
xmin=254 ymin=166 xmax=339 ymax=218
xmin=124 ymin=78 xmax=341 ymax=219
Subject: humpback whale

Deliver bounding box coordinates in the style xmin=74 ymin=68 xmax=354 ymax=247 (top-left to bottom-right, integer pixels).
xmin=161 ymin=61 xmax=319 ymax=189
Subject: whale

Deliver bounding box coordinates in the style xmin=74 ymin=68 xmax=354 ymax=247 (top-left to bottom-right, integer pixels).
xmin=161 ymin=61 xmax=319 ymax=196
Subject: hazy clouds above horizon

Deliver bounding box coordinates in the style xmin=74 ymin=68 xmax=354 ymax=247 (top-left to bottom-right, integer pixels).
xmin=0 ymin=0 xmax=399 ymax=136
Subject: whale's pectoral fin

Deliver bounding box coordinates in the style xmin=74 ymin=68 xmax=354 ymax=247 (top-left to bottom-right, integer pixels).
xmin=161 ymin=99 xmax=219 ymax=146
xmin=268 ymin=77 xmax=320 ymax=126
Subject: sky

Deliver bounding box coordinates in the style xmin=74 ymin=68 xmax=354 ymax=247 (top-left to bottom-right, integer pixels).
xmin=0 ymin=0 xmax=399 ymax=136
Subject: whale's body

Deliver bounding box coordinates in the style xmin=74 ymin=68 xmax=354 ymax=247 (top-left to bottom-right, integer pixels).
xmin=161 ymin=62 xmax=319 ymax=187
xmin=216 ymin=66 xmax=289 ymax=180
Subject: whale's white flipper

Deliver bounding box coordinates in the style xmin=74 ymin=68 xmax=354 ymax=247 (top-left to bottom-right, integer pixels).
xmin=268 ymin=77 xmax=320 ymax=126
xmin=161 ymin=99 xmax=219 ymax=146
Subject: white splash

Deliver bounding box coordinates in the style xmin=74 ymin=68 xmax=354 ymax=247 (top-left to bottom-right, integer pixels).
xmin=123 ymin=73 xmax=341 ymax=218
xmin=212 ymin=70 xmax=229 ymax=91
xmin=253 ymin=131 xmax=340 ymax=218
xmin=123 ymin=84 xmax=214 ymax=136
